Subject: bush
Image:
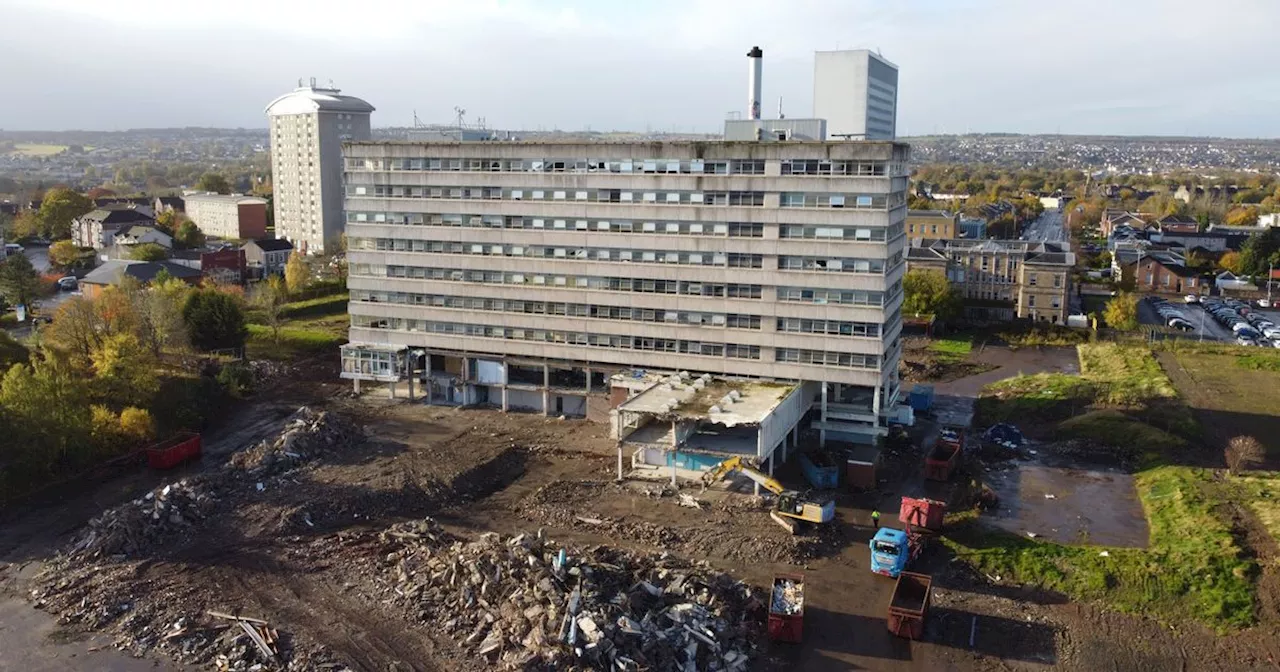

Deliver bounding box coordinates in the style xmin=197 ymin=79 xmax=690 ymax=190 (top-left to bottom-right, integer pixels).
xmin=182 ymin=289 xmax=248 ymax=351
xmin=1226 ymin=436 xmax=1264 ymax=476
xmin=216 ymin=362 xmax=254 ymax=398
xmin=119 ymin=407 xmax=157 ymax=442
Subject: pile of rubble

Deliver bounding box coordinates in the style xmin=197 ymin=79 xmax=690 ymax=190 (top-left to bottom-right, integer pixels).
xmin=228 ymin=406 xmax=361 ymax=477
xmin=67 ymin=479 xmax=218 ymax=559
xmin=379 ymin=519 xmax=761 ymax=670
xmin=770 ymin=579 xmax=804 ymax=616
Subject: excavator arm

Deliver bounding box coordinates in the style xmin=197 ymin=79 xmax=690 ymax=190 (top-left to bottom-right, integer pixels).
xmin=700 ymin=456 xmax=785 ymax=495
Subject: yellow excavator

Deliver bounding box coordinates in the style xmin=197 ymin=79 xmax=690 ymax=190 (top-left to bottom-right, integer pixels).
xmin=701 ymin=456 xmax=836 ymax=534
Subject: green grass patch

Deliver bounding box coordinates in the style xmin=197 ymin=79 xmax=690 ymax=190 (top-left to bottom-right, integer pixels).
xmin=946 ymin=466 xmax=1256 ymax=631
xmin=246 ymin=324 xmax=345 ymax=360
xmin=998 ymin=324 xmax=1090 ymax=347
xmin=1232 ymin=473 xmax=1280 ymax=544
xmin=928 ymin=334 xmax=973 ymax=363
xmin=9 ymin=143 xmax=68 ymax=156
xmin=1057 ymin=409 xmax=1185 ymax=465
xmin=976 ymin=372 xmax=1096 ymax=424
xmin=280 ymin=292 xmax=348 ymax=319
xmin=1078 ymin=342 xmax=1177 ymax=404
xmin=1236 ymin=351 xmax=1280 ymax=372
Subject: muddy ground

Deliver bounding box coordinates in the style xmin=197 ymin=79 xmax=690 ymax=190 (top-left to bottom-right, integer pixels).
xmin=2 ymin=361 xmax=1279 ymax=671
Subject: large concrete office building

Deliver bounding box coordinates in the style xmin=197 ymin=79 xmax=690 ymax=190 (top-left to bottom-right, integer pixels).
xmin=814 ymin=50 xmax=899 ymax=140
xmin=266 ymin=80 xmax=374 ymax=255
xmin=341 ymin=140 xmax=910 ymax=442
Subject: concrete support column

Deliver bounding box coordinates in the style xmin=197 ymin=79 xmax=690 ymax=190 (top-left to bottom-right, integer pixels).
xmin=585 ymin=368 xmax=592 ymax=394
xmin=873 ymin=383 xmax=882 ymax=419
xmin=424 ymin=378 xmax=432 ymax=405
xmin=820 ymin=383 xmax=829 ymax=447
xmin=501 ymin=386 xmax=509 ymax=412
xmin=352 ymin=378 xmax=360 ymax=394
xmin=616 ymin=442 xmax=624 ymax=481
xmin=388 ymin=381 xmax=396 ymax=399
xmin=671 ymin=452 xmax=677 ymax=486
xmin=407 ymin=375 xmax=415 ymax=401
xmin=543 ymin=364 xmax=551 ymax=417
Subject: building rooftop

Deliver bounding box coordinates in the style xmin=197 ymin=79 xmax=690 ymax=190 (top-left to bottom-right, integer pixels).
xmin=265 ymin=85 xmax=375 ymax=116
xmin=244 ymin=238 xmax=294 ymax=252
xmin=906 ymin=210 xmax=956 ymax=219
xmin=616 ymin=374 xmax=797 ymax=428
xmin=81 ymin=260 xmax=202 ymax=286
xmin=345 ymin=139 xmax=908 ymax=148
xmin=908 ymin=238 xmax=1075 ymax=266
xmin=183 ymin=192 xmax=268 ymax=205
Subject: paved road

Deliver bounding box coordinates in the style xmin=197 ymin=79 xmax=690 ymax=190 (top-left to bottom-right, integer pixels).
xmin=4 ymin=245 xmax=79 ymax=340
xmin=1021 ymin=208 xmax=1067 ymax=243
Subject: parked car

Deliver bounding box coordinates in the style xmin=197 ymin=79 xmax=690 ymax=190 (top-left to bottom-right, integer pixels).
xmin=56 ymin=276 xmax=78 ymax=291
xmin=1237 ymin=335 xmax=1258 ymax=346
xmin=1184 ymin=294 xmax=1199 ymax=304
xmin=1258 ymin=299 xmax=1272 ymax=308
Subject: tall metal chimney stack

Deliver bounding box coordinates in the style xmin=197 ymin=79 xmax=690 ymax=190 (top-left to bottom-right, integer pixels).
xmin=747 ymin=46 xmax=763 ymax=120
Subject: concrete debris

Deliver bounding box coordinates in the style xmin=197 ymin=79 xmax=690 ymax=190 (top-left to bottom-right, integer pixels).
xmin=30 ymin=406 xmax=366 ymax=672
xmin=770 ymin=579 xmax=804 ymax=615
xmin=378 ymin=518 xmax=761 ymax=670
xmin=678 ymin=494 xmax=705 ymax=510
xmin=228 ymin=406 xmax=361 ymax=477
xmin=68 ymin=478 xmax=217 ymax=558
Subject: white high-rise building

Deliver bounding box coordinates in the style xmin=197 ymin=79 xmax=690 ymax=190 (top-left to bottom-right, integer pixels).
xmin=265 ymin=80 xmax=374 ymax=254
xmin=813 ymin=50 xmax=899 ymax=141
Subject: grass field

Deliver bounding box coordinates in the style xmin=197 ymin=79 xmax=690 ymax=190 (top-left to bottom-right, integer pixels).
xmin=928 ymin=334 xmax=973 ymax=363
xmin=246 ymin=294 xmax=348 ymax=360
xmin=948 ymin=465 xmax=1257 ymax=631
xmin=1160 ymin=346 xmax=1280 ymax=461
xmin=8 ymin=143 xmax=68 ymax=156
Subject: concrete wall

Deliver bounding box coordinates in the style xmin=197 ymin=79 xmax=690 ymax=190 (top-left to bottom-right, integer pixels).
xmin=506 ymin=388 xmax=544 ymax=413
xmin=814 ymin=50 xmax=898 ymax=140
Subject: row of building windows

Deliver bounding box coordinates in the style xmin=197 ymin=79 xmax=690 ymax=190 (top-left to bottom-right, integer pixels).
xmin=778 ymin=252 xmax=903 ymax=274
xmin=778 ymin=222 xmax=904 ymax=242
xmin=349 ymin=316 xmax=881 ymax=370
xmin=350 ymin=237 xmax=764 ymax=267
xmin=353 ymin=265 xmax=764 ymax=299
xmin=348 ymin=185 xmax=770 ymax=207
xmin=347 ymin=211 xmax=768 ymax=237
xmin=349 ymin=317 xmax=763 ymax=359
xmin=780 ymin=192 xmax=905 ymax=209
xmin=347 ymin=157 xmax=900 ymax=176
xmin=776 ymin=283 xmax=901 ymax=307
xmin=775 ymin=316 xmax=891 ymax=338
xmin=350 ymin=290 xmax=763 ymax=329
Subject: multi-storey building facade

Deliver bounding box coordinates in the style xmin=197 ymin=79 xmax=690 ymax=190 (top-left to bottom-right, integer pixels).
xmin=182 ymin=193 xmax=268 ymax=240
xmin=907 ymin=239 xmax=1073 ymax=323
xmin=814 ymin=50 xmax=899 ymax=140
xmin=906 ymin=210 xmax=958 ymax=240
xmin=343 ymin=140 xmax=910 ymax=438
xmin=265 ymin=82 xmax=373 ymax=255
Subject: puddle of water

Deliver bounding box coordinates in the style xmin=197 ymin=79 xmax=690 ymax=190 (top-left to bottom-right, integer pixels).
xmin=0 ymin=597 xmax=179 ymax=672
xmin=984 ymin=464 xmax=1149 ymax=547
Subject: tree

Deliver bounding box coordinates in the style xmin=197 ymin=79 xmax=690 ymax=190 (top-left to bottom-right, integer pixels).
xmin=84 ymin=187 xmax=116 ymax=200
xmin=254 ymin=276 xmax=288 ymax=343
xmin=284 ymin=251 xmax=310 ymax=295
xmin=0 ymin=358 xmax=93 ymax=473
xmin=1219 ymin=251 xmax=1245 ymax=276
xmin=134 ymin=276 xmax=192 ymax=357
xmin=1225 ymin=436 xmax=1265 ymax=476
xmin=1103 ymin=292 xmax=1139 ymax=331
xmin=37 ymin=187 xmax=93 ymax=240
xmin=195 ymin=173 xmax=232 ymax=195
xmin=129 ymin=242 xmax=170 ymax=261
xmin=11 ymin=210 xmax=43 ymax=239
xmin=0 ymin=253 xmax=41 ymax=307
xmin=1225 ymin=207 xmax=1259 ymax=227
xmin=119 ymin=407 xmax=156 ymax=442
xmin=1238 ymin=228 xmax=1280 ymax=277
xmin=174 ymin=220 xmax=205 ymax=249
xmin=155 ymin=209 xmax=178 ymax=235
xmin=48 ymin=240 xmax=83 ymax=269
xmin=182 ymin=289 xmax=248 ymax=351
xmin=903 ymin=269 xmax=962 ymax=320
xmin=90 ymin=332 xmax=159 ymax=407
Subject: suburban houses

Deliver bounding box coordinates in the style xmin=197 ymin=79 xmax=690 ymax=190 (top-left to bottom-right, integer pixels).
xmin=241 ymin=238 xmax=294 ymax=279
xmin=72 ymin=205 xmax=158 ymax=249
xmin=905 ymin=209 xmax=958 ymax=240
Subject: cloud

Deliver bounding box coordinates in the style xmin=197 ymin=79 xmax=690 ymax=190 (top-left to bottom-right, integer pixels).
xmin=1 ymin=0 xmax=1278 ymax=136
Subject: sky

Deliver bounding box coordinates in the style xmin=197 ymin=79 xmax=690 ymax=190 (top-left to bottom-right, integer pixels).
xmin=2 ymin=0 xmax=1279 ymax=137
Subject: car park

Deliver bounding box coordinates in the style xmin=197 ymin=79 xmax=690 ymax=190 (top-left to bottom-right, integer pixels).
xmin=1237 ymin=335 xmax=1258 ymax=346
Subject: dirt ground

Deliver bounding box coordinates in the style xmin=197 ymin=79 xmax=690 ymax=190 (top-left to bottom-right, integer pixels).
xmin=3 ymin=365 xmax=1280 ymax=671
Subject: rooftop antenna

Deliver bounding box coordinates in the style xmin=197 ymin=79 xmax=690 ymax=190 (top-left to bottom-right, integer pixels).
xmin=778 ymin=95 xmax=784 ymax=119
xmin=310 ymin=76 xmax=317 ymax=88
xmin=327 ymin=79 xmax=336 ymax=90
xmin=454 ymin=106 xmax=467 ymax=128
xmin=297 ymin=77 xmax=303 ymax=87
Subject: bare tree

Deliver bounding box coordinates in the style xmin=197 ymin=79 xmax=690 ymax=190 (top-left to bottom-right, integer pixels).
xmin=1225 ymin=436 xmax=1265 ymax=476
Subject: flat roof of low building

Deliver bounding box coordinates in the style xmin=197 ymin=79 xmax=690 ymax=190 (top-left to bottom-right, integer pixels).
xmin=617 ymin=374 xmax=797 ymax=427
